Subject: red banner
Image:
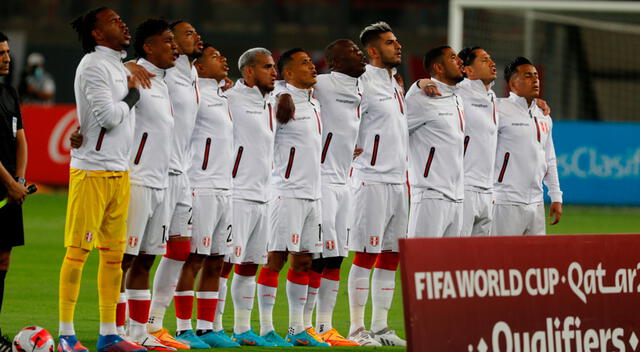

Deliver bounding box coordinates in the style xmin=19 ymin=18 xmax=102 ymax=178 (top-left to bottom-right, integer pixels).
xmin=399 ymin=235 xmax=640 ymax=352
xmin=22 ymin=104 xmax=77 ymax=185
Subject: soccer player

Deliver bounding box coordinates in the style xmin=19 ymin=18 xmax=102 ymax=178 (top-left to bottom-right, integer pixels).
xmin=172 ymin=44 xmax=238 ymax=348
xmin=491 ymin=57 xmax=562 ymax=235
xmin=0 ymin=31 xmax=30 ymax=350
xmin=146 ymin=21 xmax=202 ymax=349
xmin=347 ymin=21 xmax=407 ymax=347
xmin=302 ymin=39 xmax=365 ymax=346
xmin=405 ymin=45 xmax=465 ymax=238
xmin=255 ymin=48 xmax=329 ymax=347
xmin=225 ymin=48 xmax=284 ymax=346
xmin=120 ymin=18 xmax=178 ymax=351
xmin=60 ymin=7 xmax=144 ymax=352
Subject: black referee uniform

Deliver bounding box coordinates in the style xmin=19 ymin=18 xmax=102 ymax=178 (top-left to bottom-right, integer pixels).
xmin=0 ymin=83 xmax=24 ymax=249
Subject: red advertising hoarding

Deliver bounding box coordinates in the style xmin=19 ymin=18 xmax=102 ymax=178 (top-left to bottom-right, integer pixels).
xmin=399 ymin=235 xmax=640 ymax=352
xmin=21 ymin=104 xmax=77 ymax=185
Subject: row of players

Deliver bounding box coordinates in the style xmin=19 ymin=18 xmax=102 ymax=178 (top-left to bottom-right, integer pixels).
xmin=57 ymin=6 xmax=563 ymax=352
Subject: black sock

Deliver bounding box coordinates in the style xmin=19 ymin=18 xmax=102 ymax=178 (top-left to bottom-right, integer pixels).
xmin=0 ymin=270 xmax=6 ymax=314
xmin=196 ymin=329 xmax=212 ymax=336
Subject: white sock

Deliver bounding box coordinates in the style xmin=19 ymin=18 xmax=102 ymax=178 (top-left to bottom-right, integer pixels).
xmin=175 ymin=290 xmax=194 ymax=332
xmin=149 ymin=257 xmax=185 ymax=332
xmin=316 ymin=277 xmax=339 ymax=334
xmin=213 ymin=277 xmax=228 ymax=331
xmin=126 ymin=289 xmax=151 ymax=339
xmin=195 ymin=291 xmax=218 ymax=331
xmin=99 ymin=323 xmax=117 ymax=336
xmin=303 ymin=285 xmax=319 ymax=329
xmin=257 ymin=284 xmax=277 ymax=335
xmin=231 ymin=274 xmax=256 ymax=334
xmin=348 ymin=264 xmax=371 ymax=335
xmin=286 ymin=280 xmax=308 ymax=335
xmin=371 ymin=268 xmax=395 ymax=333
xmin=59 ymin=322 xmax=75 ymax=336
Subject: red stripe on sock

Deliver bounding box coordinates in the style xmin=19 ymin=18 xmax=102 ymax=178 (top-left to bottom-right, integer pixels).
xmin=257 ymin=267 xmax=280 ymax=287
xmin=375 ymin=252 xmax=400 ymax=271
xmin=116 ymin=301 xmax=127 ymax=327
xmin=308 ymin=270 xmax=322 ymax=288
xmin=196 ymin=298 xmax=218 ymax=322
xmin=287 ymin=269 xmax=309 ymax=286
xmin=128 ymin=299 xmax=151 ymax=324
xmin=164 ymin=240 xmax=191 ymax=261
xmin=322 ymin=268 xmax=340 ymax=281
xmin=353 ymin=252 xmax=378 ymax=269
xmin=174 ymin=294 xmax=194 ymax=320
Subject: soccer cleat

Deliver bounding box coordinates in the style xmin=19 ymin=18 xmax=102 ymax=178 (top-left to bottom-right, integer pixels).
xmin=305 ymin=327 xmax=326 ymax=343
xmin=118 ymin=336 xmax=146 ymax=351
xmin=372 ymin=328 xmax=406 ymax=347
xmin=196 ymin=330 xmax=239 ymax=348
xmin=97 ymin=334 xmax=148 ymax=352
xmin=232 ymin=330 xmax=276 ymax=347
xmin=174 ymin=330 xmax=209 ymax=349
xmin=347 ymin=328 xmax=381 ymax=347
xmin=149 ymin=329 xmax=189 ymax=350
xmin=261 ymin=330 xmax=293 ymax=347
xmin=134 ymin=334 xmax=176 ymax=351
xmin=319 ymin=328 xmax=360 ymax=346
xmin=58 ymin=335 xmax=90 ymax=352
xmin=285 ymin=330 xmax=330 ymax=347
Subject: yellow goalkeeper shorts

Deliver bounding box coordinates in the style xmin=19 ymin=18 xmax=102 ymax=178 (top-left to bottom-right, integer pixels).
xmin=64 ymin=168 xmax=130 ymax=251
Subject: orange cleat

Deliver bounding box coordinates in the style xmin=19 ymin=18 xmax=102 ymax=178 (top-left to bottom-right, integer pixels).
xmin=320 ymin=328 xmax=360 ymax=346
xmin=305 ymin=327 xmax=326 ymax=344
xmin=148 ymin=329 xmax=189 ymax=350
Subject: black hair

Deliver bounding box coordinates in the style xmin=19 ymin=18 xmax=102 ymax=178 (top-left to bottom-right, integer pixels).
xmin=423 ymin=45 xmax=451 ymax=76
xmin=277 ymin=48 xmax=305 ymax=79
xmin=324 ymin=39 xmax=350 ymax=70
xmin=169 ymin=20 xmax=186 ymax=31
xmin=458 ymin=46 xmax=483 ymax=67
xmin=504 ymin=56 xmax=533 ymax=82
xmin=70 ymin=6 xmax=108 ymax=53
xmin=194 ymin=43 xmax=215 ymax=64
xmin=359 ymin=21 xmax=393 ymax=48
xmin=0 ymin=32 xmax=8 ymax=42
xmin=134 ymin=19 xmax=170 ymax=59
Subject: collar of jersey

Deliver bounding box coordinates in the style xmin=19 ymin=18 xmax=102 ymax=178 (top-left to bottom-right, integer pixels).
xmin=284 ymin=82 xmax=313 ymax=101
xmin=431 ymin=77 xmax=457 ymax=96
xmin=365 ymin=64 xmax=397 ymax=81
xmin=136 ymin=57 xmax=165 ymax=77
xmin=508 ymin=91 xmax=537 ymax=111
xmin=172 ymin=54 xmax=194 ymax=78
xmin=235 ymin=79 xmax=271 ymax=103
xmin=200 ymin=77 xmax=225 ymax=90
xmin=462 ymin=77 xmax=495 ymax=96
xmin=95 ymin=45 xmax=127 ymax=61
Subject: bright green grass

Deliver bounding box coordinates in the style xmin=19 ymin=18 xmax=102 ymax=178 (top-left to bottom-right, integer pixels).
xmin=3 ymin=194 xmax=640 ymax=351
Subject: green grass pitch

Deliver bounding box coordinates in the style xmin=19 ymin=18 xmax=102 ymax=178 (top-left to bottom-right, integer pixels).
xmin=2 ymin=194 xmax=640 ymax=351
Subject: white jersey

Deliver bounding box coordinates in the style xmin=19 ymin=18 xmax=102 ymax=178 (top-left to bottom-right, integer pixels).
xmin=166 ymin=54 xmax=200 ymax=174
xmin=272 ymin=81 xmax=322 ymax=200
xmin=494 ymin=92 xmax=562 ymax=204
xmin=187 ymin=78 xmax=233 ymax=189
xmin=457 ymin=78 xmax=498 ymax=191
xmin=129 ymin=58 xmax=174 ymax=189
xmin=405 ymin=78 xmax=465 ymax=201
xmin=227 ymin=80 xmax=275 ymax=203
xmin=71 ymin=45 xmax=134 ymax=171
xmin=314 ymin=72 xmax=362 ymax=185
xmin=352 ymin=64 xmax=408 ymax=184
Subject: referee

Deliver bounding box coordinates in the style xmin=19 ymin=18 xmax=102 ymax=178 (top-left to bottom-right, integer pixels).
xmin=0 ymin=31 xmax=29 ymax=349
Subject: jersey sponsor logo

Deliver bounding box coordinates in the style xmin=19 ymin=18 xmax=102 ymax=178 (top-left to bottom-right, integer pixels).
xmin=335 ymin=98 xmax=356 ymax=104
xmin=85 ymin=232 xmax=93 ymax=243
xmin=128 ymin=236 xmax=138 ymax=247
xmin=291 ymin=233 xmax=300 ymax=244
xmin=471 ymin=103 xmax=489 ymax=108
xmin=325 ymin=240 xmax=335 ymax=250
xmin=370 ymin=236 xmax=380 ymax=247
xmin=512 ymin=122 xmax=530 ymax=127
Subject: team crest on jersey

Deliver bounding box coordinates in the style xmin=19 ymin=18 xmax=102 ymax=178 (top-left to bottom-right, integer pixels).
xmin=325 ymin=240 xmax=335 ymax=250
xmin=203 ymin=237 xmax=211 ymax=247
xmin=85 ymin=232 xmax=93 ymax=243
xmin=128 ymin=236 xmax=138 ymax=247
xmin=234 ymin=246 xmax=242 ymax=257
xmin=370 ymin=236 xmax=379 ymax=247
xmin=291 ymin=233 xmax=300 ymax=244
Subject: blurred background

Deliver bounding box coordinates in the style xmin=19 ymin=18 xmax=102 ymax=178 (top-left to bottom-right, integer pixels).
xmin=0 ymin=0 xmax=639 ymax=205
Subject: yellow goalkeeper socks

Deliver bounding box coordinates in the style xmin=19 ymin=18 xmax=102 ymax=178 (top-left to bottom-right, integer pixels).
xmin=59 ymin=246 xmax=89 ymax=332
xmin=97 ymin=248 xmax=123 ymax=331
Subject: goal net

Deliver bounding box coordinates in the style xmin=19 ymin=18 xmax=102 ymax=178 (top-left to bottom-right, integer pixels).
xmin=449 ymin=0 xmax=640 ymax=122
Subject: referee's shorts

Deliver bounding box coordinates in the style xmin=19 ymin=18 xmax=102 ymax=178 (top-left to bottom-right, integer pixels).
xmin=64 ymin=168 xmax=130 ymax=251
xmin=0 ymin=200 xmax=24 ymax=250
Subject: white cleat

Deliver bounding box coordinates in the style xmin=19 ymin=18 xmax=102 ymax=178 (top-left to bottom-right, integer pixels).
xmin=135 ymin=334 xmax=177 ymax=351
xmin=347 ymin=328 xmax=382 ymax=347
xmin=372 ymin=328 xmax=406 ymax=347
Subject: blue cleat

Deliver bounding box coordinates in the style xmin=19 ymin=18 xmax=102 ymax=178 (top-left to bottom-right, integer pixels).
xmin=175 ymin=330 xmax=210 ymax=349
xmin=97 ymin=334 xmax=147 ymax=352
xmin=261 ymin=330 xmax=293 ymax=347
xmin=286 ymin=330 xmax=330 ymax=347
xmin=58 ymin=335 xmax=89 ymax=352
xmin=232 ymin=330 xmax=276 ymax=347
xmin=197 ymin=330 xmax=239 ymax=348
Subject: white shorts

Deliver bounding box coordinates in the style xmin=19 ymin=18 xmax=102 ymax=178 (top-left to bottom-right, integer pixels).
xmin=491 ymin=202 xmax=546 ymax=236
xmin=268 ymin=196 xmax=322 ymax=254
xmin=125 ymin=185 xmax=171 ymax=256
xmin=349 ymin=182 xmax=408 ymax=253
xmin=408 ymin=191 xmax=463 ymax=238
xmin=191 ymin=188 xmax=232 ymax=256
xmin=167 ymin=173 xmax=192 ymax=238
xmin=320 ymin=184 xmax=350 ymax=258
xmin=229 ymin=199 xmax=270 ymax=264
xmin=461 ymin=190 xmax=493 ymax=237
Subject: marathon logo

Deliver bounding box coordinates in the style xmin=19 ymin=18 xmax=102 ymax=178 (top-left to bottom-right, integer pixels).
xmin=471 ymin=103 xmax=489 ymax=108
xmin=335 ymin=98 xmax=356 ymax=104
